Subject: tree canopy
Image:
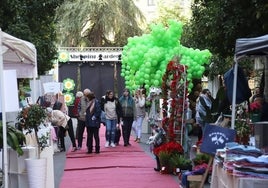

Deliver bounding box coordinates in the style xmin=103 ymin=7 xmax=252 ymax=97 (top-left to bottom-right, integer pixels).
xmin=55 ymin=0 xmax=146 ymax=47
xmin=182 ymin=0 xmax=268 ymax=77
xmin=0 ymin=0 xmax=64 ymax=75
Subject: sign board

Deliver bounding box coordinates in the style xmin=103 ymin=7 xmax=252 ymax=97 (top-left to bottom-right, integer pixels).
xmin=43 ymin=82 xmax=62 ymax=94
xmin=200 ymin=124 xmax=236 ymax=155
xmin=59 ymin=51 xmax=122 ymax=62
xmin=0 ymin=70 xmax=19 ymax=112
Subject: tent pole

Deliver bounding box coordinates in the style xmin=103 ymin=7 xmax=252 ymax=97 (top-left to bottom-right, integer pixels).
xmin=231 ymin=62 xmax=238 ymax=129
xmin=0 ymin=29 xmax=9 ymax=188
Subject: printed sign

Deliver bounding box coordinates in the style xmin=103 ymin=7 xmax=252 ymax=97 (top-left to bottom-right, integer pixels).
xmin=200 ymin=124 xmax=236 ymax=155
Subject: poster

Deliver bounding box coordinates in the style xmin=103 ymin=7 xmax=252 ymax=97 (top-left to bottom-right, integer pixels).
xmin=0 ymin=70 xmax=20 ymax=112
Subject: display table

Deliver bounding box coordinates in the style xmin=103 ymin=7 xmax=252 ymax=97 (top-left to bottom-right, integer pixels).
xmin=210 ymin=159 xmax=268 ymax=188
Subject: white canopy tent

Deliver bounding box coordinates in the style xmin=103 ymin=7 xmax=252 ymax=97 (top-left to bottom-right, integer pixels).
xmin=0 ymin=29 xmax=38 ymax=187
xmin=231 ymin=34 xmax=268 ymax=129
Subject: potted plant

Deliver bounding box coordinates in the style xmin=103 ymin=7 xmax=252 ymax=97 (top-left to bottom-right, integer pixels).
xmin=17 ymin=104 xmax=48 ymax=188
xmin=0 ymin=121 xmax=25 ymax=156
xmin=235 ymin=119 xmax=251 ymax=145
xmin=169 ymin=153 xmax=192 ymax=175
xmin=153 ymin=141 xmax=184 ymax=174
xmin=17 ymin=104 xmax=47 ymax=158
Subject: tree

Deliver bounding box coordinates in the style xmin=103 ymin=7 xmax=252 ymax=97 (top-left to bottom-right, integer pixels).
xmin=0 ymin=0 xmax=64 ymax=75
xmin=55 ymin=0 xmax=146 ymax=47
xmin=182 ymin=0 xmax=268 ymax=77
xmin=151 ymin=0 xmax=192 ymax=26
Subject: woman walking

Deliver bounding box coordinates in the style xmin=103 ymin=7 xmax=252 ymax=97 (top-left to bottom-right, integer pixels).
xmin=85 ymin=91 xmax=101 ymax=154
xmin=132 ymin=89 xmax=146 ymax=143
xmin=119 ymin=88 xmax=135 ymax=146
xmin=104 ymin=90 xmax=122 ymax=147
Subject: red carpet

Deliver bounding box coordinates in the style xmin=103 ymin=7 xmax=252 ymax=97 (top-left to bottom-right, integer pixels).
xmin=59 ymin=126 xmax=179 ymax=188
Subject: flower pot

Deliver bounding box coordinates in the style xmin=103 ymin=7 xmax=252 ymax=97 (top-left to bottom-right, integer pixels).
xmin=25 ymin=158 xmax=47 ymax=188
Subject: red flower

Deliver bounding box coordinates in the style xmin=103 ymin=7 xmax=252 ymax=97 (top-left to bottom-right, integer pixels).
xmin=250 ymin=101 xmax=262 ymax=113
xmin=153 ymin=141 xmax=184 ymax=156
xmin=161 ymin=60 xmax=188 ymax=141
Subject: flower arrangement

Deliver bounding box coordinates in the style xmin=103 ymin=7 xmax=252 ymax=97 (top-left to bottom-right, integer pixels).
xmin=154 ymin=141 xmax=184 ymax=156
xmin=153 ymin=141 xmax=184 ymax=174
xmin=250 ymin=100 xmax=262 ymax=114
xmin=161 ymin=60 xmax=188 ymax=141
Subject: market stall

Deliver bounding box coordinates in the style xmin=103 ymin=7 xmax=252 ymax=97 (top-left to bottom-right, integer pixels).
xmin=210 ymin=34 xmax=268 ymax=188
xmin=0 ymin=29 xmax=37 ymax=187
xmin=231 ymin=34 xmax=268 ymax=129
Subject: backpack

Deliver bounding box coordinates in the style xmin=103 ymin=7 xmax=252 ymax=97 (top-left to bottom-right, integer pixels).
xmin=224 ymin=66 xmax=252 ymax=104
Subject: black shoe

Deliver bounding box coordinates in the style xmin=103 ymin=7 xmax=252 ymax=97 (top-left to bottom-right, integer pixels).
xmin=154 ymin=168 xmax=160 ymax=172
xmin=127 ymin=143 xmax=131 ymax=146
xmin=87 ymin=150 xmax=92 ymax=154
xmin=124 ymin=143 xmax=128 ymax=147
xmin=95 ymin=151 xmax=100 ymax=154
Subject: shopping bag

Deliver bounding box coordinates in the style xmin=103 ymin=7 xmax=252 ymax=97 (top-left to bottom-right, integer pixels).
xmin=200 ymin=124 xmax=236 ymax=155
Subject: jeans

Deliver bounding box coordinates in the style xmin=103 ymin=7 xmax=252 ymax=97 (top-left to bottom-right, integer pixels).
xmin=105 ymin=119 xmax=117 ymax=143
xmin=132 ymin=116 xmax=144 ymax=139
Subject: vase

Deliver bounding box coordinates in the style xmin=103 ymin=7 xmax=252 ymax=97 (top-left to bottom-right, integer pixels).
xmin=25 ymin=158 xmax=47 ymax=188
xmin=250 ymin=113 xmax=261 ymax=123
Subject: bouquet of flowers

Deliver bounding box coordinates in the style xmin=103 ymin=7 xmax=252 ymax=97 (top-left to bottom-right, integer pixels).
xmin=250 ymin=100 xmax=262 ymax=114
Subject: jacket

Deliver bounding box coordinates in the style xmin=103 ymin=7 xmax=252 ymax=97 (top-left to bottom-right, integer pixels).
xmin=78 ymin=96 xmax=89 ymax=121
xmin=86 ymin=99 xmax=101 ymax=128
xmin=49 ymin=110 xmax=70 ymax=128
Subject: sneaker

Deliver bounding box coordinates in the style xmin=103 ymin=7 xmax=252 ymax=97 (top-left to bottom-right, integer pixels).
xmin=105 ymin=141 xmax=110 ymax=147
xmin=110 ymin=143 xmax=116 ymax=147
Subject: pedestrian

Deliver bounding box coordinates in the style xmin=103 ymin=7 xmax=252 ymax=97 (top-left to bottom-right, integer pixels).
xmin=77 ymin=88 xmax=91 ymax=150
xmin=104 ymin=90 xmax=122 ymax=147
xmin=73 ymin=91 xmax=83 ymax=118
xmin=119 ymin=88 xmax=135 ymax=146
xmin=53 ymin=92 xmax=77 ymax=152
xmin=85 ymin=91 xmax=101 ymax=154
xmin=72 ymin=91 xmax=83 ymax=139
xmin=195 ymin=89 xmax=214 ymax=138
xmin=132 ymin=89 xmax=146 ymax=143
xmin=46 ymin=107 xmax=70 ymax=152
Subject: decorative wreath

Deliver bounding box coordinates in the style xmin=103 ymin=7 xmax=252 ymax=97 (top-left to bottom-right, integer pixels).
xmin=161 ymin=59 xmax=188 ymax=141
xmin=64 ymin=92 xmax=75 ymax=106
xmin=63 ymin=78 xmax=75 ymax=91
xmin=58 ymin=51 xmax=69 ymax=63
